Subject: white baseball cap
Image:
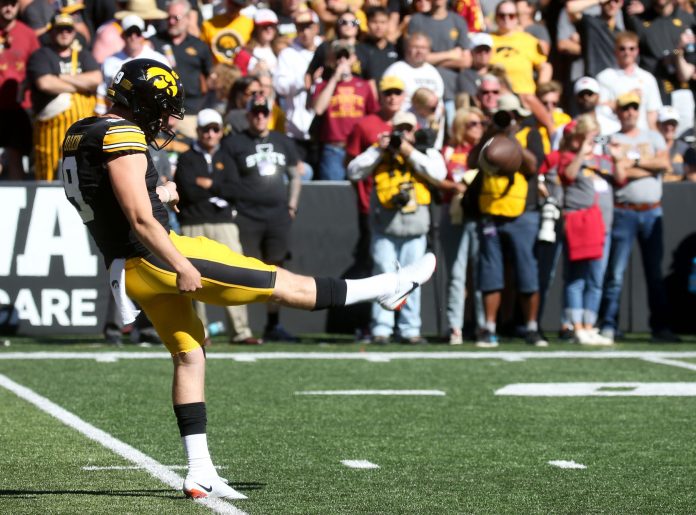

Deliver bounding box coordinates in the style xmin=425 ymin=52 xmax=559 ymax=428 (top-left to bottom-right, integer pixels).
xmin=392 ymin=111 xmax=417 ymax=129
xmin=254 ymin=8 xmax=278 ymax=26
xmin=121 ymin=14 xmax=145 ymax=32
xmin=197 ymin=108 xmax=223 ymax=128
xmin=658 ymin=105 xmax=680 ymax=123
xmin=574 ymin=76 xmax=600 ymax=95
xmin=469 ymin=32 xmax=493 ymax=50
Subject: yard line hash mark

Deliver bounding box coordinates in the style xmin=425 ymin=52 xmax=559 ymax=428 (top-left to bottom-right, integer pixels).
xmin=296 ymin=390 xmax=446 ymax=396
xmin=83 ymin=465 xmax=226 ymax=471
xmin=0 ymin=373 xmax=247 ymax=514
xmin=341 ymin=460 xmax=380 ymax=469
xmin=548 ymin=460 xmax=587 ymax=469
xmin=496 ymin=383 xmax=696 ymax=396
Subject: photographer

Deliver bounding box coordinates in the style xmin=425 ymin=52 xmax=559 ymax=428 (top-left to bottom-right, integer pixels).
xmin=466 ymin=94 xmax=547 ymax=348
xmin=347 ymin=111 xmax=446 ymax=344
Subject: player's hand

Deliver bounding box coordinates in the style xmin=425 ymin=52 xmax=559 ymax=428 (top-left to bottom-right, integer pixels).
xmin=164 ymin=181 xmax=181 ymax=213
xmin=176 ymin=263 xmax=202 ymax=293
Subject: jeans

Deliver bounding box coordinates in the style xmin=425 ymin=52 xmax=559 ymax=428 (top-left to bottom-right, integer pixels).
xmin=441 ymin=215 xmax=484 ymax=332
xmin=371 ymin=232 xmax=427 ymax=338
xmin=319 ymin=144 xmax=346 ymax=180
xmin=563 ymin=235 xmax=610 ymax=327
xmin=600 ymin=207 xmax=669 ymax=333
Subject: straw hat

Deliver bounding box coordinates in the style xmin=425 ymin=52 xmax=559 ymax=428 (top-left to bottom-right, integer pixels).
xmin=115 ymin=0 xmax=166 ymax=21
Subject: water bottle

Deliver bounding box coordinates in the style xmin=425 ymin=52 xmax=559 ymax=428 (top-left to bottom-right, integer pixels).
xmin=207 ymin=321 xmax=225 ymax=336
xmin=689 ymin=257 xmax=696 ymax=294
xmin=686 ymin=29 xmax=695 ymax=54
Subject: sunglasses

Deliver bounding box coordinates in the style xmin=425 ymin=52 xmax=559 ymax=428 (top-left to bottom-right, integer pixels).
xmin=620 ymin=103 xmax=639 ymax=111
xmin=124 ymin=28 xmax=143 ymax=37
xmin=296 ymin=23 xmax=314 ymax=31
xmin=251 ymin=108 xmax=270 ymax=116
xmin=200 ymin=125 xmax=221 ymax=133
xmin=466 ymin=120 xmax=484 ymax=128
xmin=168 ymin=14 xmax=184 ymax=22
xmin=497 ymin=12 xmax=517 ymax=18
xmin=618 ymin=46 xmax=637 ymax=52
xmin=57 ymin=26 xmax=76 ymax=33
xmin=480 ymin=89 xmax=500 ymax=95
xmin=338 ymin=18 xmax=360 ymax=27
xmin=382 ymin=89 xmax=403 ymax=97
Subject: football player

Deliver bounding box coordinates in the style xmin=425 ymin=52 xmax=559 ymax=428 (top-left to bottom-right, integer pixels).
xmin=60 ymin=58 xmax=436 ymax=499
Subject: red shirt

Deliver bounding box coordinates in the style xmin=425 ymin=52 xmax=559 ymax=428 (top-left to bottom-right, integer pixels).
xmin=0 ymin=20 xmax=40 ymax=109
xmin=442 ymin=142 xmax=473 ymax=204
xmin=313 ymin=76 xmax=378 ymax=144
xmin=346 ymin=112 xmax=391 ymax=214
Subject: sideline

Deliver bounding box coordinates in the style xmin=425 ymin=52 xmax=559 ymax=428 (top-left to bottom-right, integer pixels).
xmin=0 ymin=373 xmax=247 ymax=515
xmin=3 ymin=350 xmax=696 ymax=362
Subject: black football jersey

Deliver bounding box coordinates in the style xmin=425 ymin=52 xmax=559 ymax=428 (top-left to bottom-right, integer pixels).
xmin=61 ymin=116 xmax=170 ymax=268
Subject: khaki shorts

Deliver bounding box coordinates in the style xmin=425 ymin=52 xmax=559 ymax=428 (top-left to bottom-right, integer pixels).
xmin=125 ymin=232 xmax=276 ymax=354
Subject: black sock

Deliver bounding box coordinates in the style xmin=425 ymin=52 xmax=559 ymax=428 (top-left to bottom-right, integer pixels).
xmin=313 ymin=277 xmax=348 ymax=310
xmin=267 ymin=312 xmax=279 ymax=329
xmin=173 ymin=402 xmax=207 ymax=437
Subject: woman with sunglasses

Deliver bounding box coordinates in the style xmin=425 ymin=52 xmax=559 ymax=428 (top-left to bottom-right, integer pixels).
xmin=439 ymin=107 xmax=486 ymax=344
xmin=305 ymin=11 xmax=369 ymax=83
xmin=489 ymin=0 xmax=554 ymax=136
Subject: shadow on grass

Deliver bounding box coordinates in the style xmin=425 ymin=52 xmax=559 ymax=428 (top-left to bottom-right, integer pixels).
xmin=0 ymin=488 xmax=178 ymax=498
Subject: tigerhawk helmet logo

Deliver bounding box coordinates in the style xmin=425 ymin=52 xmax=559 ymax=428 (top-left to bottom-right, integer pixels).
xmin=145 ymin=66 xmax=179 ymax=97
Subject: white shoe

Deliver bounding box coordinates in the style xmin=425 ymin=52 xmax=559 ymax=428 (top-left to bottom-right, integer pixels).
xmin=575 ymin=328 xmax=613 ymax=346
xmin=378 ymin=253 xmax=436 ymax=311
xmin=183 ymin=474 xmax=247 ymax=499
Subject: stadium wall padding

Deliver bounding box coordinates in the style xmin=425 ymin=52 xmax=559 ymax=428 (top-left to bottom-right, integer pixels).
xmin=2 ymin=181 xmax=696 ymax=337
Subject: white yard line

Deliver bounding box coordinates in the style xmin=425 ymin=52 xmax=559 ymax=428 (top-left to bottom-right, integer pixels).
xmin=548 ymin=460 xmax=587 ymax=470
xmin=640 ymin=356 xmax=696 ymax=372
xmin=0 ymin=373 xmax=247 ymax=515
xmin=83 ymin=465 xmax=226 ymax=471
xmin=4 ymin=350 xmax=696 ymax=362
xmin=341 ymin=460 xmax=380 ymax=469
xmin=295 ymin=389 xmax=446 ymax=396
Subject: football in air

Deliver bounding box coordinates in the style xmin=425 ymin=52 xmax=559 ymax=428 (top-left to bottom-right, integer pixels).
xmin=479 ymin=135 xmax=523 ymax=176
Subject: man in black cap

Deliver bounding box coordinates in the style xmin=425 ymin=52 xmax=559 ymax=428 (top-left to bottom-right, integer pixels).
xmin=222 ymin=95 xmax=303 ymax=341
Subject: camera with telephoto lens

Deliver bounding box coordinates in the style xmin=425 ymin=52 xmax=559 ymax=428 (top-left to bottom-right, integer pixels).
xmin=388 ymin=130 xmax=403 ymax=151
xmin=390 ymin=187 xmax=411 ymax=209
xmin=492 ymin=110 xmax=512 ymax=130
xmin=538 ymin=197 xmax=561 ymax=243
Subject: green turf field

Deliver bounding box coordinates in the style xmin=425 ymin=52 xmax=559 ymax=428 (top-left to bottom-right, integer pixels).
xmin=1 ymin=335 xmax=696 ymax=514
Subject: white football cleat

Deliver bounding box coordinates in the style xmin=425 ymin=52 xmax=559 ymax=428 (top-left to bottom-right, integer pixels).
xmin=183 ymin=474 xmax=247 ymax=499
xmin=378 ymin=252 xmax=436 ymax=311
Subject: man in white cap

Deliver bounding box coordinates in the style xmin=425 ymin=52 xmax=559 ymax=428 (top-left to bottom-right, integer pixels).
xmin=550 ymin=76 xmax=619 ymax=150
xmin=347 ymin=103 xmax=447 ymax=344
xmin=174 ymin=108 xmax=262 ymax=345
xmin=456 ymin=32 xmax=494 ymax=98
xmin=656 ymin=105 xmax=689 ymax=180
xmin=273 ymin=9 xmax=321 ymax=176
xmin=97 ymin=15 xmax=169 ymax=114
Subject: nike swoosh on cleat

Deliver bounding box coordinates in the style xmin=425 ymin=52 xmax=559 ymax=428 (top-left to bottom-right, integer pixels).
xmin=195 ymin=482 xmax=213 ymax=493
xmin=393 ymin=282 xmax=419 ymax=310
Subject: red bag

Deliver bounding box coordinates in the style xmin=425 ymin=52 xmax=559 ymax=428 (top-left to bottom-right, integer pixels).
xmin=564 ymin=203 xmax=605 ymax=261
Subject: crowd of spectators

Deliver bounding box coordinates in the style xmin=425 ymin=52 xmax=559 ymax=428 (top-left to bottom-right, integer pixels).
xmin=2 ymin=0 xmax=696 ymax=345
